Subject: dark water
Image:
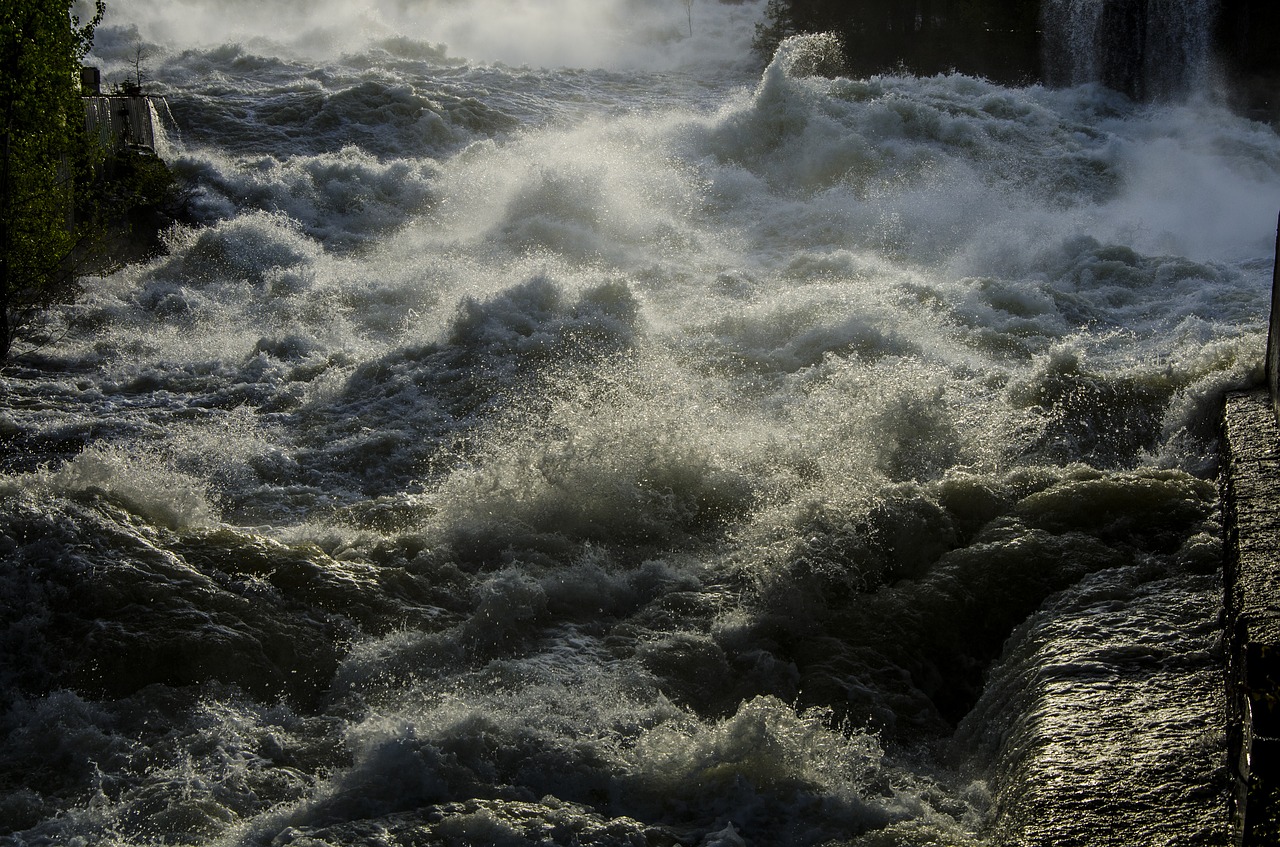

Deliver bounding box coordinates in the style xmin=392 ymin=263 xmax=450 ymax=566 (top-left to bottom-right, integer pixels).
xmin=0 ymin=1 xmax=1272 ymax=844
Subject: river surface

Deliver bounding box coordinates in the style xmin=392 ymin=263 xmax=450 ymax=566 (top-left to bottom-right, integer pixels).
xmin=2 ymin=1 xmax=1275 ymax=844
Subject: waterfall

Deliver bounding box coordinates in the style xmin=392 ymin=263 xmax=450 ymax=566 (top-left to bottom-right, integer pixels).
xmin=1042 ymin=0 xmax=1217 ymax=100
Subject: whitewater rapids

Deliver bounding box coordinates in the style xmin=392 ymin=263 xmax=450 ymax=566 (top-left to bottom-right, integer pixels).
xmin=0 ymin=1 xmax=1272 ymax=844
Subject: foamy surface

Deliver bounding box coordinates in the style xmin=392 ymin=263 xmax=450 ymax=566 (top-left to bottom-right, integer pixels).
xmin=0 ymin=2 xmax=1263 ymax=844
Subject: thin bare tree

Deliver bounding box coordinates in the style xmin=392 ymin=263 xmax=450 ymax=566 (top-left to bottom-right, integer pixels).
xmin=126 ymin=43 xmax=148 ymax=94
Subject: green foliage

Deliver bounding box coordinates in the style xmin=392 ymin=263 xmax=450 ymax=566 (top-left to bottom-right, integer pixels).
xmin=752 ymin=0 xmax=798 ymax=63
xmin=0 ymin=0 xmax=105 ymax=361
xmin=107 ymin=148 xmax=175 ymax=210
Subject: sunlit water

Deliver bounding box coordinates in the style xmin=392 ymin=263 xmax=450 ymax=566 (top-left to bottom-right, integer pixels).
xmin=2 ymin=1 xmax=1274 ymax=844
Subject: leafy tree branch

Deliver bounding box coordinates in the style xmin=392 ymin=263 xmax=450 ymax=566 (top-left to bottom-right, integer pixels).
xmin=0 ymin=0 xmax=105 ymax=362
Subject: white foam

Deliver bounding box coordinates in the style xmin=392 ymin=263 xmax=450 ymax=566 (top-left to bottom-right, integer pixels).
xmin=88 ymin=0 xmax=768 ymax=72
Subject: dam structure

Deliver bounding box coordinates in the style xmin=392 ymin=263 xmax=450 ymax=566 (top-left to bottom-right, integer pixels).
xmin=80 ymin=66 xmax=156 ymax=154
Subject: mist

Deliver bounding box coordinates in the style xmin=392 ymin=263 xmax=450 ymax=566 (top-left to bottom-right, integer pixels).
xmin=85 ymin=0 xmax=767 ymax=71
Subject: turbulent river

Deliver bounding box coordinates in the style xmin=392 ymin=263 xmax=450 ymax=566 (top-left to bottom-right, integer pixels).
xmin=2 ymin=0 xmax=1277 ymax=844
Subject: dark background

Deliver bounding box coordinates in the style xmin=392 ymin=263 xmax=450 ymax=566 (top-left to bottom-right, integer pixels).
xmin=755 ymin=0 xmax=1280 ymax=120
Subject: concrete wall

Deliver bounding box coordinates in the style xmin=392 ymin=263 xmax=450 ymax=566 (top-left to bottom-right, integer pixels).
xmin=83 ymin=96 xmax=155 ymax=152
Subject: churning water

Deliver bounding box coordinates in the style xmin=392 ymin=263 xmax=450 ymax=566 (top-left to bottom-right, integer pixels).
xmin=1 ymin=0 xmax=1275 ymax=844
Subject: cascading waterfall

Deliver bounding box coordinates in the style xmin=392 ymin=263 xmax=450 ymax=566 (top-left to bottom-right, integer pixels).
xmin=1043 ymin=0 xmax=1217 ymax=99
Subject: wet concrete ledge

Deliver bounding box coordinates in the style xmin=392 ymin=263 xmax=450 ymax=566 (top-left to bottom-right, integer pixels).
xmin=1222 ymin=388 xmax=1280 ymax=845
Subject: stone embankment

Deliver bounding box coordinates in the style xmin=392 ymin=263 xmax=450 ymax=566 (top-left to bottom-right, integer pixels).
xmin=1223 ymin=389 xmax=1280 ymax=845
xmin=1223 ymin=215 xmax=1280 ymax=845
